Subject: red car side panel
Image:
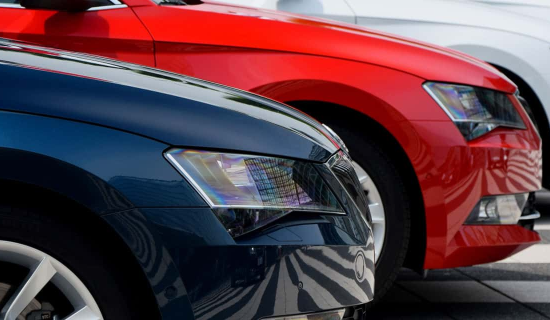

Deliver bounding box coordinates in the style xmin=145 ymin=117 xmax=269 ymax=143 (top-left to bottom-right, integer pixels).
xmin=0 ymin=7 xmax=154 ymax=66
xmin=132 ymin=4 xmax=516 ymax=93
xmin=153 ymin=47 xmax=450 ymax=121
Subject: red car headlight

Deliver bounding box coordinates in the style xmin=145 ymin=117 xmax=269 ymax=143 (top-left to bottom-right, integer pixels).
xmin=424 ymin=82 xmax=526 ymax=140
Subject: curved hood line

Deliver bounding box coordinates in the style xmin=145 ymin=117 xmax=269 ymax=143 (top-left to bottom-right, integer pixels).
xmin=0 ymin=39 xmax=338 ymax=161
xmin=137 ymin=2 xmax=516 ymax=92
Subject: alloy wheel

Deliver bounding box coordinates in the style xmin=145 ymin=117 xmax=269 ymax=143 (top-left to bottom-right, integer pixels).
xmin=0 ymin=241 xmax=103 ymax=320
xmin=352 ymin=161 xmax=386 ymax=264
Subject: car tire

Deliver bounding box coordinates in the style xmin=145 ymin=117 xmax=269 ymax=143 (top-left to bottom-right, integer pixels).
xmin=322 ymin=122 xmax=412 ymax=302
xmin=0 ymin=204 xmax=155 ymax=320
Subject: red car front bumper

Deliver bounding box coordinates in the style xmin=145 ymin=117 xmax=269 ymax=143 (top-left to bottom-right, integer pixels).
xmin=410 ymin=98 xmax=542 ymax=269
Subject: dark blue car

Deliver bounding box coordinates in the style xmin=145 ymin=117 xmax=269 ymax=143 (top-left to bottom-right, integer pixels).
xmin=0 ymin=39 xmax=374 ymax=320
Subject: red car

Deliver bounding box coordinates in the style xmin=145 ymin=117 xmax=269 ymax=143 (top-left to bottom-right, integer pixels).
xmin=0 ymin=0 xmax=542 ymax=300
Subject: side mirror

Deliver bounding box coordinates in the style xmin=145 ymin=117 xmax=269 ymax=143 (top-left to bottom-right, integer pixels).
xmin=20 ymin=0 xmax=107 ymax=12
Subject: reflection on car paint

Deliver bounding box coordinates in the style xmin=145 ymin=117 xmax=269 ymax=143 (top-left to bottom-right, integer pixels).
xmin=105 ymin=208 xmax=374 ymax=319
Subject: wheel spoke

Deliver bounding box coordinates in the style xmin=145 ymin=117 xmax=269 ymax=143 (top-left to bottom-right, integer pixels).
xmin=352 ymin=162 xmax=369 ymax=184
xmin=356 ymin=171 xmax=369 ymax=184
xmin=1 ymin=257 xmax=56 ymax=320
xmin=64 ymin=306 xmax=102 ymax=320
xmin=369 ymin=203 xmax=385 ymax=224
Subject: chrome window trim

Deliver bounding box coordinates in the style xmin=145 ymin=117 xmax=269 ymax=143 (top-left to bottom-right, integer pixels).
xmin=88 ymin=4 xmax=127 ymax=11
xmin=0 ymin=0 xmax=127 ymax=10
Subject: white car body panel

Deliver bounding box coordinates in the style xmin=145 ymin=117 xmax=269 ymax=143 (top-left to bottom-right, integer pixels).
xmin=472 ymin=0 xmax=550 ymax=22
xmin=217 ymin=0 xmax=550 ymax=129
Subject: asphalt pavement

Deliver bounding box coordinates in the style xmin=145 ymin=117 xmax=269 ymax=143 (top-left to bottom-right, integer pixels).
xmin=368 ymin=202 xmax=550 ymax=319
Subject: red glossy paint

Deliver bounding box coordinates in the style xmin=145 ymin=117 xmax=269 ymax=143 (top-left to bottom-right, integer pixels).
xmin=443 ymin=225 xmax=540 ymax=268
xmin=0 ymin=0 xmax=541 ymax=270
xmin=0 ymin=6 xmax=154 ymax=65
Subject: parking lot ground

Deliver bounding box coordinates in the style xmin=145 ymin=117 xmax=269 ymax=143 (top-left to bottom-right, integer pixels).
xmin=368 ymin=216 xmax=550 ymax=319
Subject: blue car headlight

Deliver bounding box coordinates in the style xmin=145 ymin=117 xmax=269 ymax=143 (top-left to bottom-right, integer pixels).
xmin=424 ymin=82 xmax=526 ymax=140
xmin=165 ymin=149 xmax=344 ymax=237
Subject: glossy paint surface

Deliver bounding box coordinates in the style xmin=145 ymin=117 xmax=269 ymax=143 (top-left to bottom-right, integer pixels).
xmin=0 ymin=6 xmax=154 ymax=65
xmin=105 ymin=207 xmax=374 ymax=320
xmin=232 ymin=0 xmax=550 ymax=186
xmin=473 ymin=0 xmax=550 ymax=22
xmin=408 ymin=118 xmax=542 ymax=268
xmin=0 ymin=0 xmax=541 ymax=270
xmin=0 ymin=40 xmax=337 ymax=162
xmin=135 ymin=2 xmax=515 ymax=93
xmin=0 ymin=42 xmax=374 ymax=319
xmin=443 ymin=225 xmax=540 ymax=268
xmin=0 ymin=111 xmax=204 ymax=213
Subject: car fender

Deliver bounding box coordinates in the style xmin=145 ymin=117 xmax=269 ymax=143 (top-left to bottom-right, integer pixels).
xmin=0 ymin=111 xmax=206 ymax=215
xmin=348 ymin=20 xmax=550 ymax=127
xmin=0 ymin=111 xmax=201 ymax=318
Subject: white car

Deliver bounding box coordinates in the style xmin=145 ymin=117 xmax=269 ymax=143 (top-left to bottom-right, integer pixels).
xmin=219 ymin=0 xmax=550 ymax=189
xmin=473 ymin=0 xmax=550 ymax=22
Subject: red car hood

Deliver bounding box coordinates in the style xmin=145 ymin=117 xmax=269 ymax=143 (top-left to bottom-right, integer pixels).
xmin=139 ymin=1 xmax=515 ymax=93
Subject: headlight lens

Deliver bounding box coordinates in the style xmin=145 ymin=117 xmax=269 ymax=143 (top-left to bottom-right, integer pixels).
xmin=424 ymin=82 xmax=526 ymax=140
xmin=166 ymin=149 xmax=344 ymax=237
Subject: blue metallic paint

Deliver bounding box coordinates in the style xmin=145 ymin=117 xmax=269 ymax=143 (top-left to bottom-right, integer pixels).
xmin=0 ymin=111 xmax=205 ymax=213
xmin=0 ymin=40 xmax=337 ymax=162
xmin=0 ymin=38 xmax=373 ymax=319
xmin=105 ymin=208 xmax=374 ymax=320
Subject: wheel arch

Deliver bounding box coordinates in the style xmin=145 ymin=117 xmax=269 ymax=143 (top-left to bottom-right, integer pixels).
xmin=0 ymin=147 xmax=134 ymax=215
xmin=0 ymin=113 xmax=200 ymax=318
xmin=285 ymin=100 xmax=427 ymax=272
xmin=0 ymin=178 xmax=161 ymax=319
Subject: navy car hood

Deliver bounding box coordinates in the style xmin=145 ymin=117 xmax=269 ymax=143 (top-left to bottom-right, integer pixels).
xmin=0 ymin=39 xmax=337 ymax=162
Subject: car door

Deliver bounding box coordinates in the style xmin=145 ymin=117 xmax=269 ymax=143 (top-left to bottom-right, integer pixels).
xmin=0 ymin=0 xmax=155 ymax=66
